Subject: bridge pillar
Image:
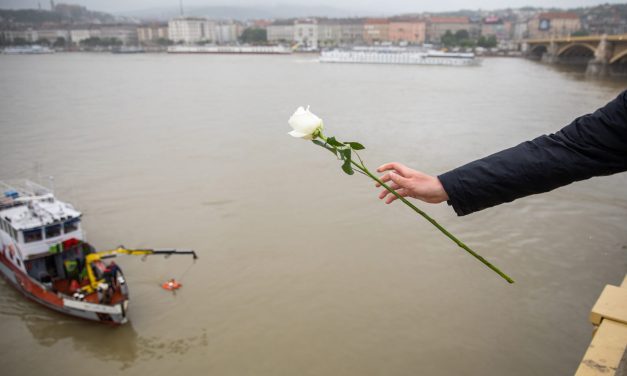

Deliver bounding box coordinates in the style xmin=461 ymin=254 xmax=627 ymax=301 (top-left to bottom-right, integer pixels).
xmin=541 ymin=39 xmax=559 ymax=63
xmin=586 ymin=34 xmax=612 ymax=77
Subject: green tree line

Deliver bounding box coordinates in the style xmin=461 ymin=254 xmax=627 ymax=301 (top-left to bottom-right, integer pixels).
xmin=441 ymin=30 xmax=497 ymax=49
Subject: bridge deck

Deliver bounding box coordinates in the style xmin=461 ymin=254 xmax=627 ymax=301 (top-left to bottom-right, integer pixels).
xmin=526 ymin=34 xmax=627 ymax=44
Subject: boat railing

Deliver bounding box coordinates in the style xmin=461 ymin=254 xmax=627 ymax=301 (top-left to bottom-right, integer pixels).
xmin=0 ymin=180 xmax=53 ymax=210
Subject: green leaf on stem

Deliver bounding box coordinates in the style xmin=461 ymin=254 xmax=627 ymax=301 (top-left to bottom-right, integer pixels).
xmin=338 ymin=148 xmax=351 ymax=162
xmin=327 ymin=137 xmax=345 ymax=148
xmin=347 ymin=142 xmax=365 ymax=150
xmin=341 ymin=159 xmax=354 ymax=175
xmin=312 ymin=140 xmax=338 ymax=157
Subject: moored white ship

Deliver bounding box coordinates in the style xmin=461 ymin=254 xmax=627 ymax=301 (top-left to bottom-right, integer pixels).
xmin=2 ymin=45 xmax=54 ymax=54
xmin=168 ymin=45 xmax=291 ymax=54
xmin=0 ymin=180 xmax=196 ymax=324
xmin=320 ymin=48 xmax=480 ymax=66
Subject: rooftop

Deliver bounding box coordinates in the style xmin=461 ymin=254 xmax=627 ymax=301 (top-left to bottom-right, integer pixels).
xmin=0 ymin=180 xmax=81 ymax=231
xmin=365 ymin=18 xmax=389 ymax=24
xmin=538 ymin=12 xmax=580 ymax=20
xmin=430 ymin=17 xmax=470 ymax=24
xmin=0 ymin=195 xmax=80 ymax=230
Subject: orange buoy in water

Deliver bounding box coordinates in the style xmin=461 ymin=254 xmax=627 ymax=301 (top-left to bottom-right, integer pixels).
xmin=162 ymin=279 xmax=182 ymax=291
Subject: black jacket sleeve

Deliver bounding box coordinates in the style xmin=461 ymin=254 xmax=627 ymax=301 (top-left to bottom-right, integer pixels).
xmin=438 ymin=90 xmax=627 ymax=216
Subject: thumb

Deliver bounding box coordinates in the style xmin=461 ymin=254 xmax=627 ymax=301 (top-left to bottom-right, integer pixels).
xmin=389 ymin=172 xmax=410 ymax=188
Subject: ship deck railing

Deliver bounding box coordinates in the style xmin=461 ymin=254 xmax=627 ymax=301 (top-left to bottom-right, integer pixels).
xmin=0 ymin=180 xmax=53 ymax=210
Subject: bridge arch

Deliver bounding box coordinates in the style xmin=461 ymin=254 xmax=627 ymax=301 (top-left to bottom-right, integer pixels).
xmin=610 ymin=49 xmax=627 ymax=64
xmin=528 ymin=44 xmax=548 ymax=59
xmin=556 ymin=43 xmax=596 ymax=58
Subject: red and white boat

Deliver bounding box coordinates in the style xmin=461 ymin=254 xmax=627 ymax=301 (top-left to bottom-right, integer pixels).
xmin=0 ymin=180 xmax=196 ymax=324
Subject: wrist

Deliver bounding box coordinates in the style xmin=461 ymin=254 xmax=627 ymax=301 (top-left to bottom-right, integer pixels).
xmin=433 ymin=177 xmax=449 ymax=203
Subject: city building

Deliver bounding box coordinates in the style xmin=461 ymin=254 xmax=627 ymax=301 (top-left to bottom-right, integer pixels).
xmin=1 ymin=29 xmax=39 ymax=43
xmin=363 ymin=18 xmax=389 ymax=44
xmin=388 ymin=18 xmax=426 ymax=44
xmin=137 ymin=24 xmax=169 ymax=44
xmin=427 ymin=16 xmax=471 ymax=43
xmin=250 ymin=19 xmax=272 ymax=29
xmin=214 ymin=21 xmax=243 ymax=44
xmin=168 ymin=17 xmax=215 ymax=44
xmin=340 ymin=19 xmax=365 ymax=45
xmin=582 ymin=6 xmax=627 ymax=35
xmin=36 ymin=29 xmax=70 ymax=43
xmin=100 ymin=25 xmax=139 ymax=45
xmin=527 ymin=12 xmax=581 ymax=39
xmin=293 ymin=19 xmax=318 ymax=50
xmin=69 ymin=29 xmax=92 ymax=44
xmin=480 ymin=17 xmax=512 ymax=40
xmin=266 ymin=20 xmax=294 ymax=43
xmin=318 ymin=19 xmax=341 ymax=47
xmin=512 ymin=21 xmax=529 ymax=41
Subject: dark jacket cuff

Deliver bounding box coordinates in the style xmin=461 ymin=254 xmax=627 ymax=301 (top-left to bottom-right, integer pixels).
xmin=438 ymin=171 xmax=472 ymax=216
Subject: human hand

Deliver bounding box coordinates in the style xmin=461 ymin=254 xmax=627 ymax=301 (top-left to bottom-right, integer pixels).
xmin=376 ymin=162 xmax=449 ymax=204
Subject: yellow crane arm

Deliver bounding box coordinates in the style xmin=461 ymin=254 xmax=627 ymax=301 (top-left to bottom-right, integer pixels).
xmin=82 ymin=247 xmax=197 ymax=293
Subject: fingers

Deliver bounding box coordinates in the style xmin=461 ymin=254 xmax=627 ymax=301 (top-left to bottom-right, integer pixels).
xmin=388 ymin=172 xmax=410 ymax=188
xmin=377 ymin=173 xmax=411 ymax=204
xmin=378 ymin=182 xmax=400 ymax=199
xmin=375 ymin=172 xmax=409 ymax=188
xmin=377 ymin=162 xmax=409 ymax=176
xmin=375 ymin=173 xmax=392 ymax=187
xmin=385 ymin=189 xmax=408 ymax=204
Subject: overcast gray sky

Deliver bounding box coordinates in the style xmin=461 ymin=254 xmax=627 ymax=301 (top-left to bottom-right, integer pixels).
xmin=1 ymin=0 xmax=624 ymax=14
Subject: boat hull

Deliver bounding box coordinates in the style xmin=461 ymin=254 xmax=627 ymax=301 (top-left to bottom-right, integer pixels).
xmin=0 ymin=252 xmax=128 ymax=324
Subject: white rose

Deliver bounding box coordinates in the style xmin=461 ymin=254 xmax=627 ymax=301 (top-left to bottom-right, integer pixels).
xmin=288 ymin=106 xmax=323 ymax=140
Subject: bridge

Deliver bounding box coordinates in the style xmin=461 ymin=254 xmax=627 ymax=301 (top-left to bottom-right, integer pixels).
xmin=523 ymin=34 xmax=627 ymax=76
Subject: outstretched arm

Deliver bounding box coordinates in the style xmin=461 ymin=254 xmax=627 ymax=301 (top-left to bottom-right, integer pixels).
xmin=377 ymin=90 xmax=627 ymax=216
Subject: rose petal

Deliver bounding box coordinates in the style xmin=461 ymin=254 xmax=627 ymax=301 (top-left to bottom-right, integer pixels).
xmin=288 ymin=130 xmax=308 ymax=138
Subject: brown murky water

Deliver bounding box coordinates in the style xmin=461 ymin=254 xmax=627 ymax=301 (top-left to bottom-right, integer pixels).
xmin=0 ymin=53 xmax=625 ymax=376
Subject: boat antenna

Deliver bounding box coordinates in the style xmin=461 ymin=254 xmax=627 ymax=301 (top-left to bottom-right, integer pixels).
xmin=179 ymin=0 xmax=184 ymax=16
xmin=48 ymin=176 xmax=55 ymax=194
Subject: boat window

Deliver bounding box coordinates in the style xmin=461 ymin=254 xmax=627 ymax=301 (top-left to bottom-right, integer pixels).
xmin=64 ymin=218 xmax=80 ymax=233
xmin=11 ymin=228 xmax=18 ymax=240
xmin=45 ymin=224 xmax=62 ymax=239
xmin=23 ymin=228 xmax=43 ymax=243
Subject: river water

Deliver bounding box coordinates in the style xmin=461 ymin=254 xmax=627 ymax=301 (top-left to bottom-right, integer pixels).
xmin=0 ymin=53 xmax=625 ymax=375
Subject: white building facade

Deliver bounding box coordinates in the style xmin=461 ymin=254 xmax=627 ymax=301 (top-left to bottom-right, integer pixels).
xmin=266 ymin=22 xmax=294 ymax=43
xmin=293 ymin=20 xmax=318 ymax=50
xmin=214 ymin=22 xmax=242 ymax=44
xmin=168 ymin=17 xmax=215 ymax=44
xmin=138 ymin=24 xmax=169 ymax=43
xmin=69 ymin=29 xmax=92 ymax=44
xmin=100 ymin=25 xmax=139 ymax=45
xmin=318 ymin=22 xmax=341 ymax=46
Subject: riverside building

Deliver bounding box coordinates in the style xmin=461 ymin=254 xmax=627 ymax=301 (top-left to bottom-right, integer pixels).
xmin=363 ymin=18 xmax=390 ymax=44
xmin=293 ymin=19 xmax=318 ymax=50
xmin=388 ymin=18 xmax=426 ymax=44
xmin=266 ymin=20 xmax=294 ymax=43
xmin=138 ymin=24 xmax=169 ymax=44
xmin=427 ymin=16 xmax=472 ymax=43
xmin=527 ymin=12 xmax=581 ymax=39
xmin=168 ymin=17 xmax=216 ymax=44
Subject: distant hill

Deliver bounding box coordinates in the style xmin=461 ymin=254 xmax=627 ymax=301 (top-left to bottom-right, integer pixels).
xmin=119 ymin=5 xmax=370 ymax=21
xmin=0 ymin=4 xmax=118 ymax=25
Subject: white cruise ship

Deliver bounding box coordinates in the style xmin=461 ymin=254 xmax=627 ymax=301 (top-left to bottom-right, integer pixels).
xmin=320 ymin=48 xmax=480 ymax=66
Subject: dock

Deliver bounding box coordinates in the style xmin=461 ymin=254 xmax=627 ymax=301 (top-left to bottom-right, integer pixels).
xmin=575 ymin=274 xmax=627 ymax=375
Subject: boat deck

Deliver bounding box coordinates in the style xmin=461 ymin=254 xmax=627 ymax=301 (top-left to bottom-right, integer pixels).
xmin=52 ymin=279 xmax=126 ymax=305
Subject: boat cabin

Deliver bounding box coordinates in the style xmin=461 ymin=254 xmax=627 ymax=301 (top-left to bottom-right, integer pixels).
xmin=0 ymin=180 xmax=85 ymax=282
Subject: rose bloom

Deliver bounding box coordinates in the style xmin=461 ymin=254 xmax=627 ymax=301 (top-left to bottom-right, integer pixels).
xmin=288 ymin=106 xmax=323 ymax=140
